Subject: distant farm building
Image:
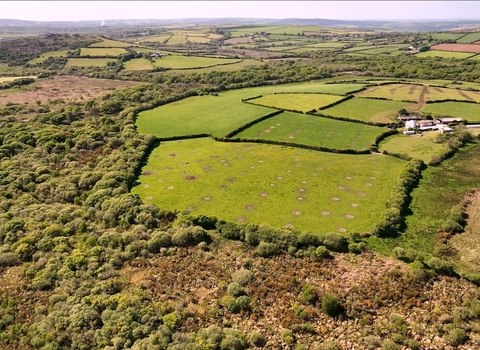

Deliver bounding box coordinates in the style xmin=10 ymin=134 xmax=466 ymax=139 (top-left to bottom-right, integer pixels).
xmin=403 ymin=130 xmax=416 ymax=135
xmin=149 ymin=52 xmax=163 ymax=58
xmin=436 ymin=117 xmax=462 ymax=124
xmin=466 ymin=124 xmax=480 ymax=129
xmin=405 ymin=120 xmax=416 ymax=129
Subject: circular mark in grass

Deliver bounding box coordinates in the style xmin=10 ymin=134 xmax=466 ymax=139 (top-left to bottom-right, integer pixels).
xmin=259 ymin=160 xmax=264 ymax=163
xmin=338 ymin=186 xmax=346 ymax=190
xmin=186 ymin=176 xmax=197 ymax=180
xmin=277 ymin=176 xmax=284 ymax=180
xmin=357 ymin=192 xmax=366 ymax=197
xmin=143 ymin=184 xmax=149 ymax=188
xmin=260 ymin=192 xmax=268 ymax=197
xmin=210 ymin=155 xmax=219 ymax=158
xmin=237 ymin=217 xmax=245 ymax=222
xmin=223 ymin=164 xmax=229 ymax=167
xmin=270 ymin=183 xmax=276 ymax=187
xmin=365 ymin=183 xmax=373 ymax=187
xmin=285 ymin=223 xmax=294 ymax=228
xmin=287 ymin=170 xmax=292 ymax=173
xmin=220 ymin=159 xmax=227 ymax=163
xmin=163 ymin=167 xmax=171 ymax=170
xmin=187 ymin=206 xmax=195 ymax=211
xmin=238 ymin=156 xmax=243 ymax=159
xmin=228 ymin=178 xmax=236 ymax=182
xmin=299 ymin=188 xmax=306 ymax=192
xmin=292 ymin=211 xmax=301 ymax=216
xmin=311 ymin=173 xmax=317 ymax=177
xmin=167 ymin=186 xmax=174 ymax=190
xmin=370 ymin=176 xmax=376 ymax=180
xmin=246 ymin=205 xmax=255 ymax=210
xmin=297 ymin=197 xmax=304 ymax=201
xmin=143 ymin=171 xmax=154 ymax=176
xmin=331 ymin=197 xmax=340 ymax=201
xmin=345 ymin=214 xmax=354 ymax=219
xmin=351 ymin=203 xmax=358 ymax=207
xmin=219 ymin=185 xmax=227 ymax=189
xmin=169 ymin=153 xmax=176 ymax=157
xmin=345 ymin=176 xmax=352 ymax=180
xmin=250 ymin=166 xmax=255 ymax=169
xmin=338 ymin=227 xmax=347 ymax=232
xmin=302 ymin=181 xmax=307 ymax=184
xmin=322 ymin=211 xmax=331 ymax=216
xmin=178 ymin=163 xmax=185 ymax=167
xmin=374 ymin=170 xmax=381 ymax=174
xmin=158 ymin=179 xmax=165 ymax=182
xmin=146 ymin=196 xmax=153 ymax=200
xmin=203 ymin=196 xmax=211 ymax=201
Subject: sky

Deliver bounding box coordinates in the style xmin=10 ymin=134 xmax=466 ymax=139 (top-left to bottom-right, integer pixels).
xmin=2 ymin=1 xmax=480 ymax=22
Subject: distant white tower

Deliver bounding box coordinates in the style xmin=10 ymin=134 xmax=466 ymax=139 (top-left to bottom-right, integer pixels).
xmin=101 ymin=20 xmax=106 ymax=27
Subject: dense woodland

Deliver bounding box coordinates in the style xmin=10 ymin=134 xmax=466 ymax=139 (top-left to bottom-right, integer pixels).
xmin=0 ymin=28 xmax=480 ymax=349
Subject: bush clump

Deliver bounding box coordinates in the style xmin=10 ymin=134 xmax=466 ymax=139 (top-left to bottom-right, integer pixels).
xmin=321 ymin=294 xmax=340 ymax=317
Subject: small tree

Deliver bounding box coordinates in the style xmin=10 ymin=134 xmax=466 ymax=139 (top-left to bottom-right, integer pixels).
xmin=322 ymin=294 xmax=340 ymax=317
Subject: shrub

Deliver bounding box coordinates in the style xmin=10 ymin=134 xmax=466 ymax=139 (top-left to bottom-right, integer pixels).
xmin=323 ymin=233 xmax=348 ymax=252
xmin=382 ymin=339 xmax=398 ymax=350
xmin=227 ymin=282 xmax=244 ymax=297
xmin=236 ymin=295 xmax=251 ymax=311
xmin=249 ymin=332 xmax=265 ymax=347
xmin=321 ymin=294 xmax=340 ymax=317
xmin=162 ymin=312 xmax=180 ymax=331
xmin=444 ymin=327 xmax=468 ymax=346
xmin=0 ymin=252 xmax=20 ymax=267
xmin=280 ymin=329 xmax=295 ymax=345
xmin=220 ymin=329 xmax=248 ymax=350
xmin=255 ymin=242 xmax=279 ymax=257
xmin=301 ymin=284 xmax=317 ymax=304
xmin=232 ymin=269 xmax=253 ymax=286
xmin=315 ymin=246 xmax=330 ymax=259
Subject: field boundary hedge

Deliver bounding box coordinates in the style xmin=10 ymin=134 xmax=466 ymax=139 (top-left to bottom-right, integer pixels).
xmin=317 ymin=95 xmax=354 ymax=110
xmin=371 ymin=159 xmax=424 ymax=237
xmin=224 ymin=110 xmax=284 ymax=138
xmin=315 ymin=111 xmax=393 ymax=127
xmin=425 ymin=99 xmax=479 ymax=104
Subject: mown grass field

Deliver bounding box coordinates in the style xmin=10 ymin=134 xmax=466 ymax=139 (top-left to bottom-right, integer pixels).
xmin=321 ymin=97 xmax=413 ymax=123
xmin=131 ymin=138 xmax=406 ymax=233
xmin=457 ymin=33 xmax=480 ymax=44
xmin=378 ymin=133 xmax=448 ymax=163
xmin=88 ymin=38 xmax=132 ymax=47
xmin=247 ymin=93 xmax=346 ymax=113
xmin=65 ymin=58 xmax=116 ymax=67
xmin=139 ymin=35 xmax=172 ymax=43
xmin=415 ymin=51 xmax=475 ymax=59
xmin=136 ymin=96 xmax=274 ymax=137
xmin=152 ymin=55 xmax=242 ymax=69
xmin=123 ymin=58 xmax=153 ymax=71
xmin=424 ymin=86 xmax=480 ymax=102
xmin=136 ymin=82 xmax=368 ymax=137
xmin=80 ymin=47 xmax=128 ymax=56
xmin=355 ymin=84 xmax=422 ymax=102
xmin=166 ymin=35 xmax=187 ymax=45
xmin=422 ymin=101 xmax=480 ymax=121
xmin=346 ymin=46 xmax=405 ymax=55
xmin=235 ymin=111 xmax=387 ymax=151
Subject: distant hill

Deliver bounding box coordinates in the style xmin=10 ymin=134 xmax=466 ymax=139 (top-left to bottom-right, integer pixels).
xmin=0 ymin=17 xmax=480 ymax=32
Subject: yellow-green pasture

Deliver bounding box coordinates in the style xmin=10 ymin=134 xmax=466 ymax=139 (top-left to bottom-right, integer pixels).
xmin=378 ymin=133 xmax=448 ymax=163
xmin=28 ymin=50 xmax=71 ymax=64
xmin=65 ymin=58 xmax=116 ymax=67
xmin=80 ymin=47 xmax=128 ymax=56
xmin=88 ymin=38 xmax=132 ymax=47
xmin=152 ymin=55 xmax=242 ymax=69
xmin=247 ymin=93 xmax=345 ymax=113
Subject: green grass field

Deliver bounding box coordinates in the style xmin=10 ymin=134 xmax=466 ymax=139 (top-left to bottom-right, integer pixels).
xmin=424 ymin=86 xmax=480 ymax=103
xmin=166 ymin=59 xmax=264 ymax=74
xmin=28 ymin=50 xmax=70 ymax=64
xmin=187 ymin=36 xmax=210 ymax=43
xmin=431 ymin=33 xmax=466 ymax=41
xmin=88 ymin=38 xmax=132 ymax=47
xmin=422 ymin=101 xmax=480 ymax=122
xmin=131 ymin=138 xmax=406 ymax=233
xmin=65 ymin=58 xmax=116 ymax=67
xmin=457 ymin=33 xmax=480 ymax=44
xmin=80 ymin=47 xmax=128 ymax=56
xmin=152 ymin=55 xmax=242 ymax=69
xmin=415 ymin=51 xmax=475 ymax=59
xmin=235 ymin=111 xmax=388 ymax=151
xmin=0 ymin=76 xmax=36 ymax=83
xmin=136 ymin=82 xmax=370 ymax=138
xmin=378 ymin=133 xmax=448 ymax=162
xmin=166 ymin=35 xmax=187 ymax=45
xmin=123 ymin=58 xmax=153 ymax=71
xmin=321 ymin=97 xmax=413 ymax=123
xmin=140 ymin=35 xmax=172 ymax=43
xmin=247 ymin=93 xmax=346 ymax=113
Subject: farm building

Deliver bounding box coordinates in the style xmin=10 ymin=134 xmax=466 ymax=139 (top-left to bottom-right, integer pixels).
xmin=405 ymin=120 xmax=417 ymax=129
xmin=439 ymin=125 xmax=454 ymax=133
xmin=466 ymin=124 xmax=480 ymax=129
xmin=436 ymin=117 xmax=462 ymax=124
xmin=418 ymin=120 xmax=435 ymax=127
xmin=398 ymin=115 xmax=420 ymax=122
xmin=403 ymin=130 xmax=416 ymax=135
xmin=149 ymin=52 xmax=163 ymax=57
